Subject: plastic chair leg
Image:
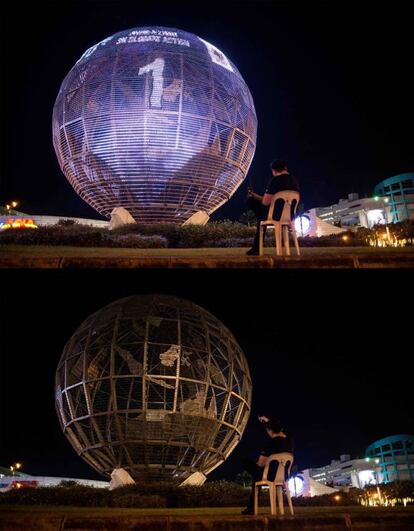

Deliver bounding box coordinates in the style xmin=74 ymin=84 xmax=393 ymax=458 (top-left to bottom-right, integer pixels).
xmin=254 ymin=484 xmax=259 ymax=515
xmin=269 ymin=485 xmax=276 ymax=515
xmin=283 ymin=225 xmax=290 ymax=256
xmin=291 ymin=223 xmax=300 ymax=256
xmin=259 ymin=225 xmax=264 ymax=256
xmin=286 ymin=487 xmax=294 ymax=515
xmin=277 ymin=485 xmax=284 ymax=515
xmin=275 ymin=225 xmax=282 ymax=256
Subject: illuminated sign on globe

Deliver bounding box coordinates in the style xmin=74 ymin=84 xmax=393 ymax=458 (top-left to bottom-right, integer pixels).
xmin=52 ymin=27 xmax=257 ymax=223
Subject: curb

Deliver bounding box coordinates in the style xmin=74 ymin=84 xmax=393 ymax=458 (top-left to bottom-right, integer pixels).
xmin=1 ymin=511 xmax=414 ymax=531
xmin=1 ymin=254 xmax=413 ymax=269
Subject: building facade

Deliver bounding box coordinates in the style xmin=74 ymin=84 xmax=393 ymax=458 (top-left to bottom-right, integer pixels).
xmin=0 ymin=473 xmax=108 ymax=492
xmin=373 ymin=173 xmax=414 ymax=223
xmin=315 ymin=193 xmax=392 ymax=229
xmin=304 ymin=434 xmax=414 ymax=492
xmin=365 ymin=434 xmax=414 ymax=483
xmin=305 ymin=454 xmax=380 ymax=490
xmin=0 ymin=213 xmax=108 ymax=229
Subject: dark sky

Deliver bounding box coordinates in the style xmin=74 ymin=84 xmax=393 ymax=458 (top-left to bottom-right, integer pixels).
xmin=1 ymin=270 xmax=412 ymax=481
xmin=1 ymin=0 xmax=413 ymax=220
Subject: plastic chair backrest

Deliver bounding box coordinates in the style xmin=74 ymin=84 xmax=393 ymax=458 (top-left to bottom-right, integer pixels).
xmin=261 ymin=453 xmax=294 ymax=484
xmin=267 ymin=191 xmax=300 ymax=223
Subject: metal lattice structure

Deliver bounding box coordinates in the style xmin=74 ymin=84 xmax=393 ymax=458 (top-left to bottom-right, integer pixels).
xmin=52 ymin=27 xmax=257 ymax=224
xmin=55 ymin=295 xmax=252 ymax=480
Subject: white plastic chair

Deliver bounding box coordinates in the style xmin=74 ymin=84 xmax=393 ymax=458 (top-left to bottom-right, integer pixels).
xmin=254 ymin=452 xmax=294 ymax=516
xmin=259 ymin=191 xmax=300 ymax=257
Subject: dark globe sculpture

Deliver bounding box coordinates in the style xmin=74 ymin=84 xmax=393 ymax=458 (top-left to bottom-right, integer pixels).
xmin=52 ymin=27 xmax=257 ymax=224
xmin=55 ymin=295 xmax=252 ymax=480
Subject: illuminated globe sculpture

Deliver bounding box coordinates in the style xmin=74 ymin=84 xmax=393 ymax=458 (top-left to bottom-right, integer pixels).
xmin=55 ymin=295 xmax=251 ymax=480
xmin=52 ymin=27 xmax=257 ymax=224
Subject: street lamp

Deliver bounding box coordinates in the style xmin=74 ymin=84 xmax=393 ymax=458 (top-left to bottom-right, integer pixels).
xmin=5 ymin=201 xmax=19 ymax=215
xmin=373 ymin=460 xmax=383 ymax=505
xmin=366 ymin=457 xmax=382 ymax=505
xmin=10 ymin=463 xmax=22 ymax=476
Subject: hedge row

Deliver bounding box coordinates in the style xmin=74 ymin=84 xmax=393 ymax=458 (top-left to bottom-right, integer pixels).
xmin=0 ymin=225 xmax=168 ymax=248
xmin=1 ymin=480 xmax=401 ymax=508
xmin=0 ymin=222 xmax=371 ymax=248
xmin=0 ymin=481 xmax=249 ymax=508
xmin=2 ymin=476 xmax=413 ymax=508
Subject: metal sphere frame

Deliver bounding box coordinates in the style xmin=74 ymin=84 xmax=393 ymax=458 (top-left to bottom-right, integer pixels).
xmin=52 ymin=27 xmax=257 ymax=224
xmin=55 ymin=295 xmax=252 ymax=480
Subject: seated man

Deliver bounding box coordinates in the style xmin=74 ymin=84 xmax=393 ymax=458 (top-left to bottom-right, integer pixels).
xmin=241 ymin=415 xmax=294 ymax=515
xmin=246 ymin=159 xmax=300 ymax=255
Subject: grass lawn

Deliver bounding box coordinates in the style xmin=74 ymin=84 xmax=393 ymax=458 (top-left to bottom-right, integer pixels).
xmin=1 ymin=244 xmax=413 ymax=258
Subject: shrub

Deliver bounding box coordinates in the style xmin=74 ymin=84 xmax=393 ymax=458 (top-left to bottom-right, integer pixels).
xmin=111 ymin=234 xmax=168 ymax=248
xmin=292 ymin=490 xmax=361 ymax=506
xmin=111 ymin=223 xmax=181 ymax=246
xmin=57 ymin=219 xmax=78 ymax=226
xmin=110 ymin=481 xmax=181 ymax=507
xmin=110 ymin=494 xmax=167 ymax=508
xmin=206 ymin=238 xmax=253 ymax=248
xmin=0 ymin=485 xmax=110 ymax=507
xmin=176 ymin=482 xmax=249 ymax=508
xmin=4 ymin=220 xmax=404 ymax=248
xmin=0 ymin=225 xmax=110 ymax=247
xmin=0 ymin=481 xmax=248 ymax=508
xmin=58 ymin=480 xmax=79 ymax=487
xmin=298 ymin=232 xmax=368 ymax=247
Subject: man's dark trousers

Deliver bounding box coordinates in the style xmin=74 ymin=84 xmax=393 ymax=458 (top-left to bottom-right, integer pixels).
xmin=247 ymin=198 xmax=268 ymax=251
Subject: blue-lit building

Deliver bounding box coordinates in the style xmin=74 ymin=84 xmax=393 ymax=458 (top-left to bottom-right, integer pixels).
xmin=304 ymin=434 xmax=414 ymax=491
xmin=373 ymin=173 xmax=414 ymax=223
xmin=365 ymin=434 xmax=414 ymax=483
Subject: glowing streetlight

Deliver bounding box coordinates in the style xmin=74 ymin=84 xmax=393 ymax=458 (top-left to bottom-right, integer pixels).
xmin=5 ymin=201 xmax=19 ymax=215
xmin=10 ymin=462 xmax=22 ymax=476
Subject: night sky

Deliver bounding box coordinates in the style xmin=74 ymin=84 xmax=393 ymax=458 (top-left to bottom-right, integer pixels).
xmin=1 ymin=270 xmax=412 ymax=481
xmin=1 ymin=0 xmax=413 ymax=220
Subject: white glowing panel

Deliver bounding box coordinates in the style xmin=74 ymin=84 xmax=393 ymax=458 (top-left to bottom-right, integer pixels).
xmin=367 ymin=209 xmax=385 ymax=227
xmin=199 ymin=38 xmax=234 ymax=72
xmin=294 ymin=215 xmax=311 ymax=236
xmin=288 ymin=475 xmax=304 ymax=495
xmin=359 ymin=470 xmax=377 ymax=487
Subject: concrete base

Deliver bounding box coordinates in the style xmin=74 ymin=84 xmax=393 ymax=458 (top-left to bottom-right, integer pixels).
xmin=182 ymin=211 xmax=210 ymax=225
xmin=179 ymin=472 xmax=207 ymax=487
xmin=1 ymin=509 xmax=413 ymax=531
xmin=108 ymin=207 xmax=136 ymax=230
xmin=1 ymin=251 xmax=414 ymax=269
xmin=109 ymin=467 xmax=135 ymax=490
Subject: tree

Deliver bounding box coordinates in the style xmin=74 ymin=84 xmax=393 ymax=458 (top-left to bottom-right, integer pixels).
xmin=234 ymin=470 xmax=252 ymax=487
xmin=239 ymin=210 xmax=257 ymax=227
